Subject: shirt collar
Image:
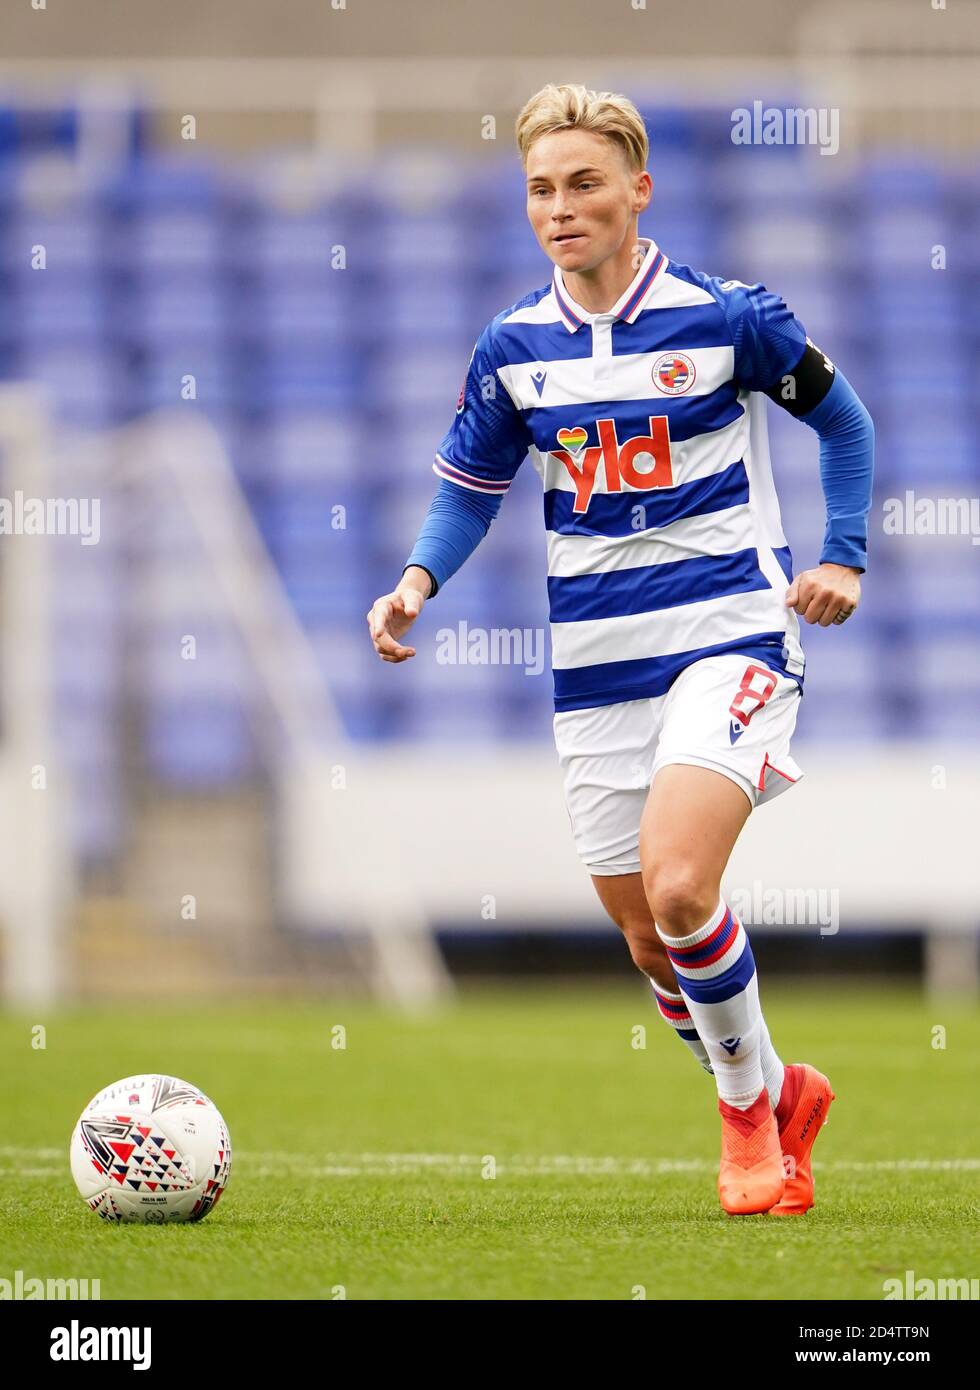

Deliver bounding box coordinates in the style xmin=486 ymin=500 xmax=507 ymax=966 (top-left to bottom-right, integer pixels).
xmin=551 ymin=237 xmax=668 ymax=333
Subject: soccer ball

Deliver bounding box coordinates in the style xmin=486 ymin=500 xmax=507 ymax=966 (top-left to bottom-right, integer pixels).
xmin=70 ymin=1074 xmax=232 ymax=1223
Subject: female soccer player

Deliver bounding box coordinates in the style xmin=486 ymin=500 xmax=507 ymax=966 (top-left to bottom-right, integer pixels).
xmin=367 ymin=84 xmax=874 ymax=1215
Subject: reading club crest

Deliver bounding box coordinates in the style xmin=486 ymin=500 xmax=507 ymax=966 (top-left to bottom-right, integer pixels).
xmin=652 ymin=352 xmax=696 ymax=395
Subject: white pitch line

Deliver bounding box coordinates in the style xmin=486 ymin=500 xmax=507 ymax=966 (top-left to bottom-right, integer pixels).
xmin=0 ymin=1147 xmax=65 ymax=1159
xmin=240 ymin=1150 xmax=973 ymax=1173
xmin=0 ymin=1148 xmax=978 ymax=1179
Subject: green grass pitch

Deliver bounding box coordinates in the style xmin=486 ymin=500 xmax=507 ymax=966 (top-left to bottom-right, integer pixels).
xmin=1 ymin=985 xmax=977 ymax=1300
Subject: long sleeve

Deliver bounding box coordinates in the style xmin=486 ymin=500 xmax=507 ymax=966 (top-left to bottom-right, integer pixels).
xmin=799 ymin=369 xmax=875 ymax=572
xmin=403 ymin=478 xmax=503 ymax=596
xmin=709 ymin=277 xmax=875 ymax=574
xmin=403 ymin=315 xmax=530 ymax=595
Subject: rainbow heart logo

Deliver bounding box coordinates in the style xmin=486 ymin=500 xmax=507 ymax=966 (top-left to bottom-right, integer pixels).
xmin=556 ymin=427 xmax=588 ymax=452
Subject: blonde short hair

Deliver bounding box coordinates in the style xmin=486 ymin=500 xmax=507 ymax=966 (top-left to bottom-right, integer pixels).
xmin=515 ymin=83 xmax=649 ymax=172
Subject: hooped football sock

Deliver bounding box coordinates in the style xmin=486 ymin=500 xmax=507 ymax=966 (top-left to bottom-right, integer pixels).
xmin=656 ymin=898 xmax=766 ymax=1109
xmin=650 ymin=980 xmax=714 ymax=1074
xmin=758 ymin=1014 xmax=786 ymax=1112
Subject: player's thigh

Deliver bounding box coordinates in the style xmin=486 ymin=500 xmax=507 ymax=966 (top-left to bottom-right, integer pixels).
xmin=640 ymin=652 xmax=802 ymax=914
xmin=639 ymin=762 xmax=752 ymax=911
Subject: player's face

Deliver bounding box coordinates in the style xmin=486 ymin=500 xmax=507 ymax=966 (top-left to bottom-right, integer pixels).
xmin=525 ymin=129 xmax=649 ymax=273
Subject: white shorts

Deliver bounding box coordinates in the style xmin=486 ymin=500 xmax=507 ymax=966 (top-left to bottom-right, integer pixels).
xmin=553 ymin=653 xmax=804 ymax=876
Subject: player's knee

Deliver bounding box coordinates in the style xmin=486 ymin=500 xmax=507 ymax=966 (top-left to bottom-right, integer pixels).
xmin=643 ymin=864 xmax=718 ymax=937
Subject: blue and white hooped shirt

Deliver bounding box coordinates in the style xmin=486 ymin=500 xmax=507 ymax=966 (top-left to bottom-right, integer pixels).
xmin=433 ymin=238 xmax=810 ymax=713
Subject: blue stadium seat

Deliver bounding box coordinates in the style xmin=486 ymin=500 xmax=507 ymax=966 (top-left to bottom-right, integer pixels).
xmin=104 ymin=202 xmax=226 ymax=274
xmin=4 ymin=204 xmax=104 ymax=270
xmin=136 ymin=348 xmax=237 ymax=412
xmin=10 ymin=265 xmax=104 ymax=339
xmin=251 ymin=410 xmax=363 ymax=484
xmin=107 ymin=158 xmax=226 ymax=212
xmin=720 ymin=215 xmax=838 ymax=275
xmin=15 ymin=346 xmax=122 ymax=424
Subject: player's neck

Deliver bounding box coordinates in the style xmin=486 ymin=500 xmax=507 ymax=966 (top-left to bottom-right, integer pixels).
xmin=563 ymin=229 xmax=648 ymax=315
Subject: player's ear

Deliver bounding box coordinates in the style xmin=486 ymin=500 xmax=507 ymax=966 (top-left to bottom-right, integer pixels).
xmin=634 ymin=170 xmax=652 ymax=213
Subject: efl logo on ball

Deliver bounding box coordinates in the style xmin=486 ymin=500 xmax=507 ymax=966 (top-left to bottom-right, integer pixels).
xmin=653 ymin=352 xmax=696 ymax=395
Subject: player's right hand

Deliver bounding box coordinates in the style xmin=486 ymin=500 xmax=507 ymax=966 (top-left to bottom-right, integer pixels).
xmin=366 ymin=584 xmax=426 ymax=662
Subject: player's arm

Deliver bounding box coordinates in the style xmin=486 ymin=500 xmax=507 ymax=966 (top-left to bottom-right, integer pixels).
xmin=722 ymin=280 xmax=875 ymax=627
xmin=765 ymin=340 xmax=875 ymax=626
xmin=367 ymin=485 xmax=502 ymax=662
xmin=367 ymin=325 xmax=530 ymax=662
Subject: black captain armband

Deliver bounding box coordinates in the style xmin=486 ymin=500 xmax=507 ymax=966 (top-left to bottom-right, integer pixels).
xmin=764 ymin=338 xmax=836 ymax=418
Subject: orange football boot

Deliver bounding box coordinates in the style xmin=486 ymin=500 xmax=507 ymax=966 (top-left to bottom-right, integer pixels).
xmin=717 ymin=1088 xmax=786 ymax=1214
xmin=769 ymin=1062 xmax=835 ymax=1216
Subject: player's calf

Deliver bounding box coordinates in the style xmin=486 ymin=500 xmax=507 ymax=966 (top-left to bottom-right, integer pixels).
xmin=590 ymin=872 xmax=714 ymax=1074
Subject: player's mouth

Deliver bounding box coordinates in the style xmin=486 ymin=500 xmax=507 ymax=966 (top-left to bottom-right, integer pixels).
xmin=552 ymin=232 xmax=585 ymax=245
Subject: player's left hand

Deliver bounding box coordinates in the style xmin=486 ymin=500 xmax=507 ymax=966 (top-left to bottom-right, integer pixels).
xmin=785 ymin=563 xmax=862 ymax=627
